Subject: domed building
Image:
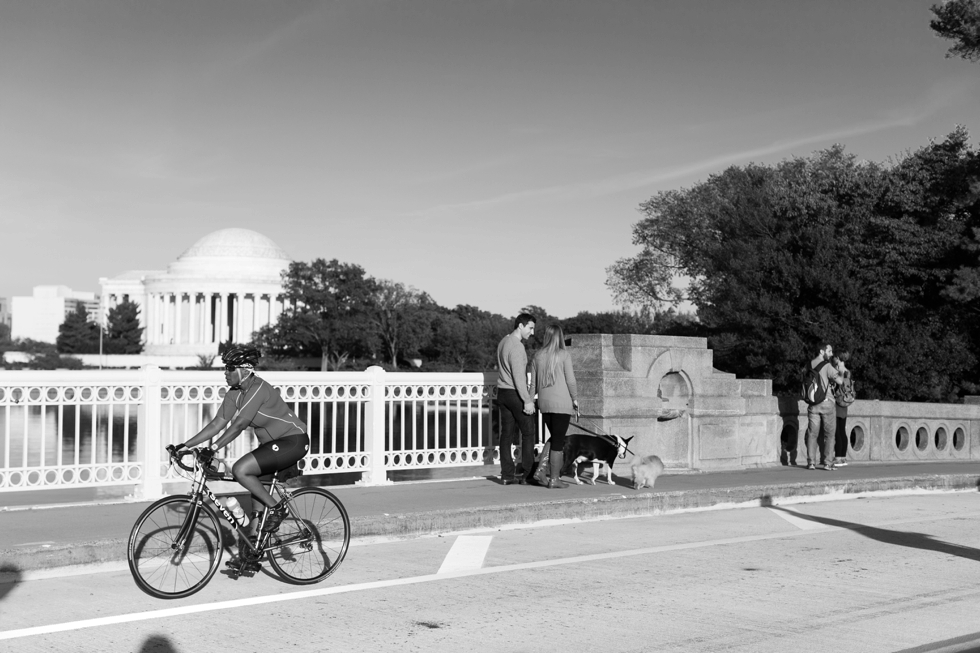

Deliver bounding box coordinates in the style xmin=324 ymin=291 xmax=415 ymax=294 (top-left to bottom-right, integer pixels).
xmin=99 ymin=228 xmax=292 ymax=356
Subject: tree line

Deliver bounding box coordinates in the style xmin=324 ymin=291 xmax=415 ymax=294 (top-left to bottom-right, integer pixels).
xmin=248 ymin=258 xmax=694 ymax=372
xmin=0 ymin=301 xmax=144 ymax=369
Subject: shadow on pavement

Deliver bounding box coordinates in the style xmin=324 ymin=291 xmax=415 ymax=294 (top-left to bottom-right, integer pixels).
xmin=0 ymin=564 xmax=22 ymax=602
xmin=890 ymin=629 xmax=980 ymax=653
xmin=760 ymin=495 xmax=980 ymax=563
xmin=139 ymin=634 xmax=178 ymax=652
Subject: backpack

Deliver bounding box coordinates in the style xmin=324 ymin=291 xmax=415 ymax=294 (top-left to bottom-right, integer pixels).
xmin=834 ymin=372 xmax=856 ymax=407
xmin=801 ymin=360 xmax=829 ymax=405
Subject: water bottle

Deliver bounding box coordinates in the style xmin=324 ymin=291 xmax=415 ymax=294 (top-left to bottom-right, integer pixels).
xmin=223 ymin=496 xmax=249 ymax=527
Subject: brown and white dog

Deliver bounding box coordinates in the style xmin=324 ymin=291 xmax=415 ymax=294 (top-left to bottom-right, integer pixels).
xmin=561 ymin=433 xmax=634 ymax=485
xmin=630 ymin=455 xmax=664 ymax=490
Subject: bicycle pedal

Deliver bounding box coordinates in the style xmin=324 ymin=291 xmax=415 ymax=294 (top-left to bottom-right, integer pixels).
xmin=225 ymin=557 xmax=262 ymax=574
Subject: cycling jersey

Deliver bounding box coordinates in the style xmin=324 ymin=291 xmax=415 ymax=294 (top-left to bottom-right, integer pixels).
xmin=219 ymin=376 xmax=308 ymax=442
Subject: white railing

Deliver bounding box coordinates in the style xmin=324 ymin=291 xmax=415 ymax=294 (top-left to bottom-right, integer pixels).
xmin=0 ymin=366 xmax=499 ymax=499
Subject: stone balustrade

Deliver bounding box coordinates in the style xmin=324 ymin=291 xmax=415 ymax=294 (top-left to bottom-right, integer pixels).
xmin=779 ymin=397 xmax=980 ymax=464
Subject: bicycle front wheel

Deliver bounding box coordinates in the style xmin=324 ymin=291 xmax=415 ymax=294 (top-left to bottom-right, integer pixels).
xmin=267 ymin=487 xmax=350 ymax=584
xmin=128 ymin=496 xmax=224 ymax=599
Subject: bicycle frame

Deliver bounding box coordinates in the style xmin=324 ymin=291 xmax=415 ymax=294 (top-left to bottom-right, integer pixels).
xmin=172 ymin=450 xmax=304 ymax=563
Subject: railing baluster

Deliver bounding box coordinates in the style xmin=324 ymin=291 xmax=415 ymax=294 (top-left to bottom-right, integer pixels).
xmin=57 ymin=402 xmax=64 ymax=470
xmin=3 ymin=404 xmax=9 ymax=471
xmin=21 ymin=403 xmax=28 ymax=469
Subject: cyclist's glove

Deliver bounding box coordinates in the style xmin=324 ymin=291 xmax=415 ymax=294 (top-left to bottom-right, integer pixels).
xmin=198 ymin=447 xmax=216 ymax=467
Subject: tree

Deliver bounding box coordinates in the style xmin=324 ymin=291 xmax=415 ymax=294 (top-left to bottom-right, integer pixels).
xmin=369 ymin=280 xmax=438 ymax=369
xmin=424 ymin=305 xmax=511 ymax=371
xmin=27 ymin=351 xmax=84 ymax=370
xmin=607 ymin=132 xmax=980 ymax=401
xmin=0 ymin=322 xmax=11 ymax=356
xmin=104 ymin=300 xmax=144 ymax=354
xmin=11 ymin=338 xmax=57 ymax=355
xmin=56 ymin=304 xmax=101 ymax=354
xmin=931 ymin=0 xmax=980 ymax=62
xmin=272 ymin=259 xmax=378 ymax=371
xmin=562 ymin=309 xmax=698 ymax=336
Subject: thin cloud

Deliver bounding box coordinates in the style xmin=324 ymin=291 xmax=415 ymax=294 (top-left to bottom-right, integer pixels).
xmin=196 ymin=4 xmax=328 ymax=83
xmin=403 ymin=79 xmax=977 ymax=221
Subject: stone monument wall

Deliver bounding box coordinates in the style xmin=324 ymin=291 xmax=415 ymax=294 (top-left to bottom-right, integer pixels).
xmin=567 ymin=334 xmax=779 ymax=471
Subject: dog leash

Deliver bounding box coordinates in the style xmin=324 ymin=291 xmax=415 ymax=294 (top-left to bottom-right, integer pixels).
xmin=570 ymin=417 xmax=635 ymax=459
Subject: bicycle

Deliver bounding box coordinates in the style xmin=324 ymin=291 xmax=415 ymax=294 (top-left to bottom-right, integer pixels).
xmin=127 ymin=446 xmax=350 ymax=599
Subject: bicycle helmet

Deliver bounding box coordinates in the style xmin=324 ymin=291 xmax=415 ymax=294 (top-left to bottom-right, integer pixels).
xmin=221 ymin=346 xmax=261 ymax=368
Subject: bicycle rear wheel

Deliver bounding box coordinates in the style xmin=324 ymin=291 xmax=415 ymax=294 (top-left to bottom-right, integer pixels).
xmin=128 ymin=496 xmax=223 ymax=599
xmin=267 ymin=487 xmax=350 ymax=584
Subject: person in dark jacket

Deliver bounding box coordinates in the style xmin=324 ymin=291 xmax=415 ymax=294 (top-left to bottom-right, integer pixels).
xmin=832 ymin=353 xmax=855 ymax=466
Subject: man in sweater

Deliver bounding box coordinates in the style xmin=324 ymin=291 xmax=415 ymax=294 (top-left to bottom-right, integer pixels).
xmin=496 ymin=312 xmax=537 ymax=485
xmin=806 ymin=343 xmax=845 ymax=471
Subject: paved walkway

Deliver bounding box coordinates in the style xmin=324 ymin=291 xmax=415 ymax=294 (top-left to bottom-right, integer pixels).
xmin=1 ymin=461 xmax=978 ymax=575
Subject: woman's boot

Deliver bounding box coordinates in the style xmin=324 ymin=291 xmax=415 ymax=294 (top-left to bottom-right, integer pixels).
xmin=547 ymin=450 xmax=567 ymax=489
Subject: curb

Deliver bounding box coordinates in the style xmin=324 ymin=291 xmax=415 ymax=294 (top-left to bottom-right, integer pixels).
xmin=3 ymin=473 xmax=977 ymax=576
xmin=349 ymin=473 xmax=980 ymax=538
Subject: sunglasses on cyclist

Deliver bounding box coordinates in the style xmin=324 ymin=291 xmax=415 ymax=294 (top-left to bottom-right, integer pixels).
xmin=224 ymin=364 xmax=239 ymax=372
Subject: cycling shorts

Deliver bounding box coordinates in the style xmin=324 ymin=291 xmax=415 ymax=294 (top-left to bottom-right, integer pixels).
xmin=251 ymin=433 xmax=310 ymax=476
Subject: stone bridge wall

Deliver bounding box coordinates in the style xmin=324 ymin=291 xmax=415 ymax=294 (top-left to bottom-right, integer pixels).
xmin=568 ymin=334 xmax=980 ymax=471
xmin=567 ymin=334 xmax=778 ymax=471
xmin=779 ymin=397 xmax=980 ymax=465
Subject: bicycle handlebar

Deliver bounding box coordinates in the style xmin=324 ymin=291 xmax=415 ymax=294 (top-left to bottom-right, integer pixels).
xmin=166 ymin=445 xmax=214 ymax=473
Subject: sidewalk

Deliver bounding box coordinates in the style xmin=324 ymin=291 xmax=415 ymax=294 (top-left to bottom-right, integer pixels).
xmin=1 ymin=461 xmax=978 ymax=576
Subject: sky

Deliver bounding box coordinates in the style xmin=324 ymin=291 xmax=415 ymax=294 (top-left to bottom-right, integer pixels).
xmin=0 ymin=0 xmax=977 ymax=319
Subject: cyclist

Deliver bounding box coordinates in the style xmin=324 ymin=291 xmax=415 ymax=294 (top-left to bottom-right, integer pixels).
xmin=175 ymin=346 xmax=310 ymax=533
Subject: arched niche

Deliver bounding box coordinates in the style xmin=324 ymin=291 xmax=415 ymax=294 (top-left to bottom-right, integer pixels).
xmin=658 ymin=371 xmax=692 ymax=419
xmin=645 ymin=350 xmax=693 ymax=419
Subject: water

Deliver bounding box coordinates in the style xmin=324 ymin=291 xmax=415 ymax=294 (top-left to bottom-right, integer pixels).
xmin=0 ymin=399 xmax=499 ymax=474
xmin=0 ymin=404 xmax=139 ymax=469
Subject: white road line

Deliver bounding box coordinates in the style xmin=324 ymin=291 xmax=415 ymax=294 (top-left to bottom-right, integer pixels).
xmin=0 ymin=529 xmax=845 ymax=641
xmin=4 ymin=508 xmax=979 ymax=641
xmin=767 ymin=507 xmax=834 ymax=530
xmin=437 ymin=536 xmax=492 ymax=575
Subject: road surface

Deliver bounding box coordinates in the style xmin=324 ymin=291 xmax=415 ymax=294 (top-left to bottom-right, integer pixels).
xmin=2 ymin=492 xmax=980 ymax=652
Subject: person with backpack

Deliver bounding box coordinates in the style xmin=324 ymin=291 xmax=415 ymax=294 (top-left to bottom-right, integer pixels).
xmin=832 ymin=353 xmax=855 ymax=466
xmin=802 ymin=343 xmax=846 ymax=470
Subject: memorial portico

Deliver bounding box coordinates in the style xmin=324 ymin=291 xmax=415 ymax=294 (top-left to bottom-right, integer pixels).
xmin=100 ymin=228 xmax=292 ymax=356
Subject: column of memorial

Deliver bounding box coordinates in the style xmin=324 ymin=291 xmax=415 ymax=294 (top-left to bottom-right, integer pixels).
xmin=176 ymin=292 xmax=185 ymax=345
xmin=147 ymin=293 xmax=156 ymax=345
xmin=218 ymin=293 xmax=228 ymax=344
xmin=261 ymin=294 xmax=271 ymax=330
xmin=161 ymin=293 xmax=170 ymax=345
xmin=204 ymin=292 xmax=213 ymax=345
xmin=247 ymin=294 xmax=255 ymax=340
xmin=154 ymin=293 xmax=160 ymax=345
xmin=196 ymin=293 xmax=203 ymax=345
xmin=231 ymin=294 xmax=240 ymax=343
xmin=213 ymin=293 xmax=221 ymax=345
xmin=189 ymin=294 xmax=198 ymax=345
xmin=156 ymin=293 xmax=164 ymax=345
